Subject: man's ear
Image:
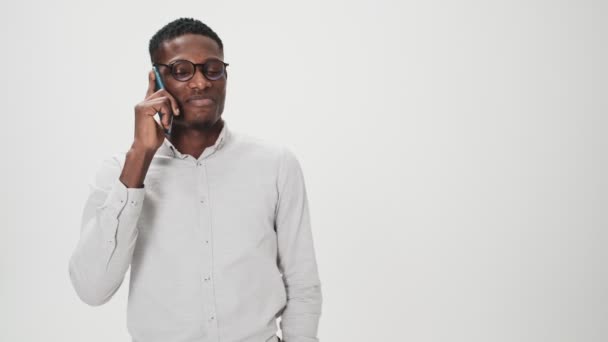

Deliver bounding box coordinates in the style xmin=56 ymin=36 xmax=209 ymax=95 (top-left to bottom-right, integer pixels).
xmin=225 ymin=69 xmax=228 ymax=80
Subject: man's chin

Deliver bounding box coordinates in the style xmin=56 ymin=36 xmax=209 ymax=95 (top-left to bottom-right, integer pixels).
xmin=175 ymin=111 xmax=220 ymax=129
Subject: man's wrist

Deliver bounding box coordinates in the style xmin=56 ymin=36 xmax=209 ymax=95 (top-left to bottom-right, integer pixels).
xmin=119 ymin=144 xmax=156 ymax=188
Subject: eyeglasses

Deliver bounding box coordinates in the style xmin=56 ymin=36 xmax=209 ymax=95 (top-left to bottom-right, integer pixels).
xmin=153 ymin=58 xmax=229 ymax=82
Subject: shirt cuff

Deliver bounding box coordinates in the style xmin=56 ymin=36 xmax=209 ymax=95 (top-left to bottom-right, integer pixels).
xmin=98 ymin=178 xmax=146 ymax=245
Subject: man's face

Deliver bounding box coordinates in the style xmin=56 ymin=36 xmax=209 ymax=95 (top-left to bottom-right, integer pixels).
xmin=154 ymin=33 xmax=227 ymax=128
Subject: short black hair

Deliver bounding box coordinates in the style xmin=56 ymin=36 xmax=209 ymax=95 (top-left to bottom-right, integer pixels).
xmin=148 ymin=18 xmax=223 ymax=63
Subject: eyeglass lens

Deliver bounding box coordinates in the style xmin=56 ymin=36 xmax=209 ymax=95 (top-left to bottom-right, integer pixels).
xmin=172 ymin=60 xmax=226 ymax=81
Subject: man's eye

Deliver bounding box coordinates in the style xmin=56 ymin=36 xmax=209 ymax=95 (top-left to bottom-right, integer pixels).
xmin=174 ymin=69 xmax=190 ymax=77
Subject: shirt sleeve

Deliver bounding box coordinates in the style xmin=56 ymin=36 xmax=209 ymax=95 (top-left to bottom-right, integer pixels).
xmin=68 ymin=155 xmax=145 ymax=306
xmin=275 ymin=148 xmax=323 ymax=342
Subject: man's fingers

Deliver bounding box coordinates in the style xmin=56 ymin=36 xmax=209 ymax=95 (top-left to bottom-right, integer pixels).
xmin=162 ymin=107 xmax=171 ymax=129
xmin=146 ymin=69 xmax=156 ymax=98
xmin=151 ymin=108 xmax=170 ymax=130
xmin=151 ymin=90 xmax=180 ymax=117
xmin=147 ymin=98 xmax=172 ymax=129
xmin=145 ymin=71 xmax=179 ymax=116
xmin=159 ymin=97 xmax=173 ymax=128
xmin=164 ymin=91 xmax=180 ymax=116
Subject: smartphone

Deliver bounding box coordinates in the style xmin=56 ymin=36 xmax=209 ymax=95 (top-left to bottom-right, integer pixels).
xmin=152 ymin=65 xmax=173 ymax=136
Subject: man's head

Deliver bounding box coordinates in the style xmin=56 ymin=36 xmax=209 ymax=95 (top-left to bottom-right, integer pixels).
xmin=149 ymin=18 xmax=227 ymax=129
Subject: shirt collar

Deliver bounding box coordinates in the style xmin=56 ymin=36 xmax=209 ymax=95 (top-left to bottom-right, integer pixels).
xmin=157 ymin=120 xmax=231 ymax=160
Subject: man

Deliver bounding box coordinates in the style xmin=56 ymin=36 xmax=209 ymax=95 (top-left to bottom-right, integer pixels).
xmin=68 ymin=18 xmax=322 ymax=342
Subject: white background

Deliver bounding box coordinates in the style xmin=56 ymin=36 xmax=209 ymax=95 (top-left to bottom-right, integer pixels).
xmin=1 ymin=0 xmax=607 ymax=341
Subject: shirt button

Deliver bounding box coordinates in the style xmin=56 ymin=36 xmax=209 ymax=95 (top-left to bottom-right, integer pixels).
xmin=209 ymin=315 xmax=215 ymax=321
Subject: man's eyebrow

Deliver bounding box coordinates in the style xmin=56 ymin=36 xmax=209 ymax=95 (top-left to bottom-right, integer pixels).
xmin=167 ymin=56 xmax=223 ymax=64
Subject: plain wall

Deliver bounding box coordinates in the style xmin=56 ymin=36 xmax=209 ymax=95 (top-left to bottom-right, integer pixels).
xmin=0 ymin=0 xmax=606 ymax=341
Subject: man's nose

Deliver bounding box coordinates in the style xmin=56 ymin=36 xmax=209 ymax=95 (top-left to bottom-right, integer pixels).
xmin=188 ymin=66 xmax=212 ymax=89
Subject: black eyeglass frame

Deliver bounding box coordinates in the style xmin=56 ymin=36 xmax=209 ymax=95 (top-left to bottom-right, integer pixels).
xmin=153 ymin=58 xmax=229 ymax=82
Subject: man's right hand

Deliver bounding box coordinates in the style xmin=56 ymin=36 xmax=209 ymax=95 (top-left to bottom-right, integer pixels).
xmin=132 ymin=69 xmax=180 ymax=152
xmin=118 ymin=70 xmax=181 ymax=188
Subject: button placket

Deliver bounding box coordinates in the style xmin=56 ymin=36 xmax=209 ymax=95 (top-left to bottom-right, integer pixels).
xmin=196 ymin=159 xmax=218 ymax=336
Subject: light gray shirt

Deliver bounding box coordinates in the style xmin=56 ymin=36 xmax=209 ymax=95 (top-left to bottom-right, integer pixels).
xmin=68 ymin=122 xmax=323 ymax=342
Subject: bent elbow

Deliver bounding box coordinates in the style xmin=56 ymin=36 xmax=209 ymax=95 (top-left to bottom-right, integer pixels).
xmin=68 ymin=259 xmax=114 ymax=307
xmin=77 ymin=289 xmax=112 ymax=307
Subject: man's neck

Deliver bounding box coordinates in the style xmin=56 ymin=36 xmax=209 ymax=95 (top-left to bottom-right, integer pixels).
xmin=168 ymin=118 xmax=224 ymax=159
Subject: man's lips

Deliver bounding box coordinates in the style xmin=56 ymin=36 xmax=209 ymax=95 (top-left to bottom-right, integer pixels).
xmin=187 ymin=95 xmax=214 ymax=106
